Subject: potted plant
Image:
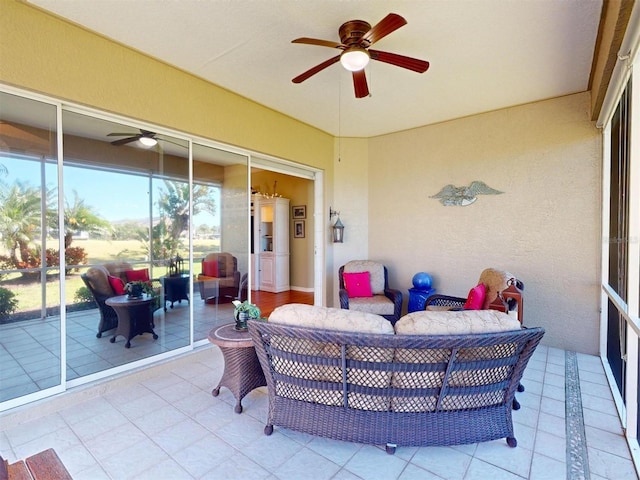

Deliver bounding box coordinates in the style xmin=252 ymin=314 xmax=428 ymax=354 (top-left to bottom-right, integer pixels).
xmin=124 ymin=280 xmax=153 ymax=299
xmin=232 ymin=300 xmax=261 ymax=331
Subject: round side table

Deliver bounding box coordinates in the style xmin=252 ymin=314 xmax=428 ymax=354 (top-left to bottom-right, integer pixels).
xmin=106 ymin=294 xmax=158 ymax=348
xmin=208 ymin=323 xmax=266 ymax=413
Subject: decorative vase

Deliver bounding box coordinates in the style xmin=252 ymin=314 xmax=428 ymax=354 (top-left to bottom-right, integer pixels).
xmin=235 ymin=312 xmax=249 ymax=331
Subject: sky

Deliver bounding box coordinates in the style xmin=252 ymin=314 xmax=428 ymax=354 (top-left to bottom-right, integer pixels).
xmin=1 ymin=155 xmax=218 ymax=226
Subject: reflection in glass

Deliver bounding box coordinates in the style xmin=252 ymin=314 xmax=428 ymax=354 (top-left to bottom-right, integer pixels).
xmin=62 ymin=111 xmax=192 ymax=379
xmin=193 ymin=144 xmax=248 ymax=341
xmin=0 ymin=92 xmax=251 ymax=409
xmin=0 ymin=92 xmax=60 ymax=403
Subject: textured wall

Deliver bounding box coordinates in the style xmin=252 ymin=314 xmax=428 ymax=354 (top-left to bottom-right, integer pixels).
xmin=1 ymin=0 xmax=333 ymax=170
xmin=368 ymin=93 xmax=601 ymax=354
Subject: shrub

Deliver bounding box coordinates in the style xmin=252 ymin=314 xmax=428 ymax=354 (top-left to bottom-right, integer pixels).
xmin=64 ymin=247 xmax=88 ymax=272
xmin=74 ymin=285 xmax=93 ymax=303
xmin=0 ymin=287 xmax=18 ymax=318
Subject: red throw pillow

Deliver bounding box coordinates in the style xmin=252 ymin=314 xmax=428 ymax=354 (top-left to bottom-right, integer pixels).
xmin=464 ymin=283 xmax=486 ymax=310
xmin=343 ymin=271 xmax=373 ymax=298
xmin=125 ymin=269 xmax=150 ymax=282
xmin=108 ymin=275 xmax=126 ymax=295
xmin=202 ymin=260 xmax=219 ymax=277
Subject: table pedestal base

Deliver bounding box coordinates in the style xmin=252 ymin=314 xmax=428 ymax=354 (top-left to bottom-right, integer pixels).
xmin=212 ymin=345 xmax=266 ymax=413
xmin=208 ymin=324 xmax=266 ymax=413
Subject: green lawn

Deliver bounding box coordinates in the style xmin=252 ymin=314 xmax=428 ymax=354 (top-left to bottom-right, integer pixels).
xmin=1 ymin=238 xmax=220 ymax=313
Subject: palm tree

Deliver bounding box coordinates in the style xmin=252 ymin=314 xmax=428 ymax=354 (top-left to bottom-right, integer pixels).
xmin=60 ymin=191 xmax=111 ymax=249
xmin=155 ymin=181 xmax=216 ymax=258
xmin=0 ymin=181 xmax=42 ymax=264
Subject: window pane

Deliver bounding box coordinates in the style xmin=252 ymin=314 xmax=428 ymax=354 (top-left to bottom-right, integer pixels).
xmin=193 ymin=144 xmax=248 ymax=341
xmin=0 ymin=92 xmax=60 ymax=403
xmin=62 ymin=111 xmax=191 ymax=378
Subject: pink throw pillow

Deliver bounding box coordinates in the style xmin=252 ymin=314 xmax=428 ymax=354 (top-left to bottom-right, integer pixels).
xmin=202 ymin=261 xmax=219 ymax=277
xmin=125 ymin=269 xmax=150 ymax=282
xmin=108 ymin=275 xmax=126 ymax=295
xmin=464 ymin=283 xmax=486 ymax=310
xmin=343 ymin=271 xmax=373 ymax=298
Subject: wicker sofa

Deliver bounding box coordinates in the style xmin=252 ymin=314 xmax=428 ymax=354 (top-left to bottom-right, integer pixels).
xmin=248 ymin=304 xmax=544 ymax=454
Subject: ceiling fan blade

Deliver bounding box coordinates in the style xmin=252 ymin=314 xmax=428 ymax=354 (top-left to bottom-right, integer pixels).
xmin=352 ymin=70 xmax=369 ymax=98
xmin=107 ymin=132 xmax=137 ymax=137
xmin=292 ymin=55 xmax=341 ymax=83
xmin=369 ymin=49 xmax=430 ymax=73
xmin=292 ymin=37 xmax=345 ymax=49
xmin=361 ymin=13 xmax=407 ymax=45
xmin=111 ymin=136 xmax=139 ymax=146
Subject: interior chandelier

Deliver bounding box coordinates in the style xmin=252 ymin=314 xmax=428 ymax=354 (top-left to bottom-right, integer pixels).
xmin=340 ymin=46 xmax=370 ymax=71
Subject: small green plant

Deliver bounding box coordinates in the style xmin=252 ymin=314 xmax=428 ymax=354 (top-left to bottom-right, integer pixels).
xmin=232 ymin=300 xmax=261 ymax=320
xmin=74 ymin=285 xmax=93 ymax=303
xmin=0 ymin=287 xmax=18 ymax=318
xmin=124 ymin=280 xmax=154 ymax=297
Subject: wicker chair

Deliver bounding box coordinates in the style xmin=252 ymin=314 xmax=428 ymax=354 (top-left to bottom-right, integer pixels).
xmin=81 ymin=262 xmax=161 ymax=338
xmin=197 ymin=252 xmax=246 ymax=304
xmin=425 ymin=268 xmax=524 ymax=322
xmin=338 ymin=260 xmax=403 ymax=325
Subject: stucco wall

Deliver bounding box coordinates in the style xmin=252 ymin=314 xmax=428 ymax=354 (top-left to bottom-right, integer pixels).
xmin=0 ymin=0 xmax=333 ymax=171
xmin=367 ymin=93 xmax=601 ymax=354
xmin=330 ymin=137 xmax=370 ymax=307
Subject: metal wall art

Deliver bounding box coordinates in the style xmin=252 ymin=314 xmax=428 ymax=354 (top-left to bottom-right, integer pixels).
xmin=430 ymin=181 xmax=503 ymax=206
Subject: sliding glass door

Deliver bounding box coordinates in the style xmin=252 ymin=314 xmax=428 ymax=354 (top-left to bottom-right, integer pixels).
xmin=0 ymin=87 xmax=251 ymax=410
xmin=0 ymin=91 xmax=61 ymax=404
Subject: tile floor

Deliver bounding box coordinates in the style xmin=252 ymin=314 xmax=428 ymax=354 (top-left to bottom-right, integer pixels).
xmin=0 ymin=341 xmax=637 ymax=479
xmin=0 ymin=299 xmax=232 ymax=403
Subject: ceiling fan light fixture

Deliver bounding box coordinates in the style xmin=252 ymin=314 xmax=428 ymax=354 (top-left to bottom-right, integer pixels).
xmin=139 ymin=136 xmax=157 ymax=147
xmin=340 ymin=47 xmax=370 ymax=71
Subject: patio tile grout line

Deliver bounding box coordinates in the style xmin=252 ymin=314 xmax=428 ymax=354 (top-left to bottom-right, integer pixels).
xmin=566 ymin=350 xmax=590 ymax=479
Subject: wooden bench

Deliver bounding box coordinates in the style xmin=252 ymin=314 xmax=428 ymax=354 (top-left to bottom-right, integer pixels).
xmin=1 ymin=449 xmax=72 ymax=480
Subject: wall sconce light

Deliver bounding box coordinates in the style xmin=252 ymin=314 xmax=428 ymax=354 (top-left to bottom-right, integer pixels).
xmin=329 ymin=207 xmax=344 ymax=243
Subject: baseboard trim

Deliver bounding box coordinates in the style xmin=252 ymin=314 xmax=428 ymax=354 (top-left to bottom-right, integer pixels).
xmin=290 ymin=286 xmax=314 ymax=293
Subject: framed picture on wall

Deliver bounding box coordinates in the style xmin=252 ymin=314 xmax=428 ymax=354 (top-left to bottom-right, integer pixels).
xmin=294 ymin=220 xmax=305 ymax=238
xmin=292 ymin=205 xmax=306 ymax=219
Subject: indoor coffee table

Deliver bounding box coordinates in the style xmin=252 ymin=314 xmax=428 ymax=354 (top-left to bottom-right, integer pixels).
xmin=106 ymin=294 xmax=158 ymax=348
xmin=208 ymin=323 xmax=266 ymax=413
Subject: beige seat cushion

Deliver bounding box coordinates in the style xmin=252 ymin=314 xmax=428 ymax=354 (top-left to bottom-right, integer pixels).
xmin=103 ymin=262 xmax=133 ymax=282
xmin=84 ymin=266 xmax=113 ymax=296
xmin=343 ymin=260 xmax=385 ymax=295
xmin=391 ymin=309 xmax=521 ymax=412
xmin=347 ymin=295 xmax=395 ymax=316
xmin=269 ymin=304 xmax=393 ymax=334
xmin=395 ymin=309 xmax=521 ymax=335
xmin=477 ymin=268 xmax=515 ymax=309
xmin=268 ymin=304 xmax=394 ymax=410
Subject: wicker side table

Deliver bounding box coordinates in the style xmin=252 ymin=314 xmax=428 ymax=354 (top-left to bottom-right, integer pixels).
xmin=208 ymin=323 xmax=266 ymax=413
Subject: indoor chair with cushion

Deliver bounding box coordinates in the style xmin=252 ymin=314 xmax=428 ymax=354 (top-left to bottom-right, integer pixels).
xmin=197 ymin=252 xmax=246 ymax=304
xmin=338 ymin=260 xmax=403 ymax=325
xmin=81 ymin=262 xmax=162 ymax=338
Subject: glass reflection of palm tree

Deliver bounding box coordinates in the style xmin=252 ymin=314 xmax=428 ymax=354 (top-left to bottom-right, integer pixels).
xmin=155 ymin=181 xmax=216 ymax=259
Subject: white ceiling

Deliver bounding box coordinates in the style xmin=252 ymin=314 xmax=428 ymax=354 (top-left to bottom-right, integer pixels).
xmin=28 ymin=0 xmax=603 ymax=138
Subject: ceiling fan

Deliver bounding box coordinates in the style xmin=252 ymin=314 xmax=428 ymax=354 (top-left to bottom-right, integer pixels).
xmin=107 ymin=129 xmax=183 ymax=148
xmin=291 ymin=13 xmax=430 ymax=98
